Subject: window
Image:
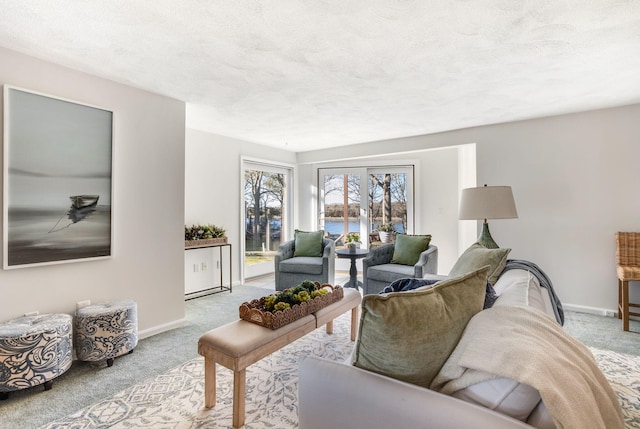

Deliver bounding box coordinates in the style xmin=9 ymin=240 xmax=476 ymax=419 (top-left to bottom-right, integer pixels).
xmin=243 ymin=160 xmax=292 ymax=279
xmin=318 ymin=166 xmax=414 ymax=249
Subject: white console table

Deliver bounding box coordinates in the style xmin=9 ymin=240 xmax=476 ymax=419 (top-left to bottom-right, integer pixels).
xmin=185 ymin=243 xmax=232 ymax=300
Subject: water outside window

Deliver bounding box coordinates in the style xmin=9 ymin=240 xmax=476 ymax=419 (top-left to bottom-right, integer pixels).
xmin=368 ymin=172 xmax=408 ymax=236
xmin=322 ymin=174 xmax=362 ymax=247
xmin=319 ymin=167 xmax=412 ymax=250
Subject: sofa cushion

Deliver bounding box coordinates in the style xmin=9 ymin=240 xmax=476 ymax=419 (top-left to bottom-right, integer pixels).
xmin=493 ymin=269 xmax=550 ymax=315
xmin=391 ymin=234 xmax=431 ymax=266
xmin=293 ymin=230 xmax=324 ymax=257
xmin=367 ymin=263 xmax=415 ymax=283
xmin=351 ymin=265 xmax=490 ymax=389
xmin=452 ymin=377 xmax=542 ymax=422
xmin=279 ymin=257 xmax=324 ymax=275
xmin=451 ymin=269 xmax=550 ymax=423
xmin=449 ymin=243 xmax=511 ymax=285
xmin=526 ymin=401 xmax=557 ymax=429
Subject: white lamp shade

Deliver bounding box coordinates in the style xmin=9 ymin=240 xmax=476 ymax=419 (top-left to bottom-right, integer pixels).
xmin=459 ymin=186 xmax=518 ymax=220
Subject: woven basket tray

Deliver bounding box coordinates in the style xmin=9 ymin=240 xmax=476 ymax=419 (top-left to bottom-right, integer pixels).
xmin=184 ymin=237 xmax=228 ymax=248
xmin=239 ymin=283 xmax=344 ymax=330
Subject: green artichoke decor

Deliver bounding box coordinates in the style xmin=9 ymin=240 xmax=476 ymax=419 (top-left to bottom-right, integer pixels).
xmin=264 ymin=280 xmax=328 ymax=312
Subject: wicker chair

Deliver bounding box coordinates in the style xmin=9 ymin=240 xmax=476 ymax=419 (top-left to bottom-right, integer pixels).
xmin=615 ymin=232 xmax=640 ymax=331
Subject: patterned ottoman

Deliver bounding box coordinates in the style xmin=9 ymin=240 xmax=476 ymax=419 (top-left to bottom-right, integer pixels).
xmin=0 ymin=313 xmax=73 ymax=400
xmin=75 ymin=300 xmax=138 ymax=367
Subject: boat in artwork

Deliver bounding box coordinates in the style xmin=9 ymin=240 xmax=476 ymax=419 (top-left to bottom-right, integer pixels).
xmin=70 ymin=195 xmax=99 ymax=209
xmin=48 ymin=195 xmax=101 ymax=233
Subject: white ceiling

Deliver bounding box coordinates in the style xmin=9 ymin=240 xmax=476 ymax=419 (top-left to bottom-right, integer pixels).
xmin=1 ymin=1 xmax=640 ymax=152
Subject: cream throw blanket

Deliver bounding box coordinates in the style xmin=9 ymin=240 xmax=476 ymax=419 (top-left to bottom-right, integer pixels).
xmin=430 ymin=306 xmax=624 ymax=429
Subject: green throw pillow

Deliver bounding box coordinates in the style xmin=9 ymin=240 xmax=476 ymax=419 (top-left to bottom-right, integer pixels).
xmin=351 ymin=266 xmax=490 ymax=389
xmin=293 ymin=229 xmax=324 ymax=257
xmin=391 ymin=234 xmax=432 ymax=266
xmin=448 ymin=242 xmax=511 ymax=285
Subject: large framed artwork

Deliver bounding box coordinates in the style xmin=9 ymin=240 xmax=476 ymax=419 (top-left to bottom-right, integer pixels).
xmin=3 ymin=86 xmax=113 ymax=268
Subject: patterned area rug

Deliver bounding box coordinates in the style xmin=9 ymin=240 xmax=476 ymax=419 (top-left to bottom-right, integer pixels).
xmin=40 ymin=313 xmax=355 ymax=429
xmin=41 ymin=314 xmax=640 ymax=429
xmin=590 ymin=348 xmax=640 ymax=428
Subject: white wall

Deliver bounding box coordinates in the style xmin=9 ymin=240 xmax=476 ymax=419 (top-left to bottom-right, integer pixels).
xmin=184 ymin=129 xmax=297 ymax=284
xmin=0 ymin=47 xmax=186 ymax=335
xmin=419 ymin=147 xmax=460 ymax=273
xmin=297 ymin=104 xmax=640 ymax=314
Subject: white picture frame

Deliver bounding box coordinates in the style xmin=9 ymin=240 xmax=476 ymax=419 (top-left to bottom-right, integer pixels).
xmin=3 ymin=85 xmax=113 ymax=268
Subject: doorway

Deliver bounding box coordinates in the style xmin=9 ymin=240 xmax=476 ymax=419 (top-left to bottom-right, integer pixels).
xmin=242 ymin=160 xmax=293 ymax=279
xmin=318 ymin=166 xmax=414 ymax=269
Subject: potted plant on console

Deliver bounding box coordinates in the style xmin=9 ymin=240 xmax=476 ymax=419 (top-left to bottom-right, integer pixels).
xmin=185 ymin=224 xmax=227 ymax=248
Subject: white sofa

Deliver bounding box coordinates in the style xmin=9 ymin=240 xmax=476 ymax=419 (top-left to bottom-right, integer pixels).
xmin=299 ymin=268 xmax=558 ymax=429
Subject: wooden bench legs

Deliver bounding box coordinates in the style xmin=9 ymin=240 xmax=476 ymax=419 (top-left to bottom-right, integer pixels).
xmin=204 ymin=359 xmax=247 ymax=428
xmin=325 ymin=306 xmax=359 ymax=341
xmin=233 ymin=369 xmax=246 ymax=428
xmin=199 ymin=291 xmax=361 ymax=428
xmin=204 ymin=358 xmax=216 ymax=408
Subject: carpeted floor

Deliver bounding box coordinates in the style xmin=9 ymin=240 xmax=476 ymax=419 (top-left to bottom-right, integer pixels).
xmin=1 ymin=284 xmax=277 ymax=429
xmin=563 ymin=310 xmax=640 ymax=356
xmin=32 ymin=315 xmax=640 ymax=429
xmin=40 ymin=313 xmax=355 ymax=429
xmin=1 ymin=277 xmax=639 ymax=428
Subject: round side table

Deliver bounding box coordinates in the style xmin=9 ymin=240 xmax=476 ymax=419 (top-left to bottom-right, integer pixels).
xmin=336 ymin=248 xmax=369 ymax=289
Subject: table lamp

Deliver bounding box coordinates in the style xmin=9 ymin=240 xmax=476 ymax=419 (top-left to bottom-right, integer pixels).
xmin=459 ymin=185 xmax=518 ymax=248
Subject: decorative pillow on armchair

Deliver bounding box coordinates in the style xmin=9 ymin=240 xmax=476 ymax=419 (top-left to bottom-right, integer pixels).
xmin=391 ymin=234 xmax=432 ymax=266
xmin=351 ymin=265 xmax=490 ymax=389
xmin=293 ymin=230 xmax=324 ymax=257
xmin=449 ymin=242 xmax=511 ymax=285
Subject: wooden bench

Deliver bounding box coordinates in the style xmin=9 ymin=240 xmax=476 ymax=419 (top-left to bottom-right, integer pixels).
xmin=197 ymin=288 xmax=361 ymax=428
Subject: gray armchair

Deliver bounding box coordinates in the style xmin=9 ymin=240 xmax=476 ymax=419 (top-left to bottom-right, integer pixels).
xmin=362 ymin=243 xmax=438 ymax=295
xmin=274 ymin=238 xmax=335 ymax=291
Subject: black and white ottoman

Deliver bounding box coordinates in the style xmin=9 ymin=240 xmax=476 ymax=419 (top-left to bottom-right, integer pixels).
xmin=0 ymin=313 xmax=73 ymax=400
xmin=74 ymin=300 xmax=138 ymax=367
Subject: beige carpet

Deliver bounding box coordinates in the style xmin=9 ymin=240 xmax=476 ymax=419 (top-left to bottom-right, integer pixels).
xmin=40 ymin=313 xmax=640 ymax=428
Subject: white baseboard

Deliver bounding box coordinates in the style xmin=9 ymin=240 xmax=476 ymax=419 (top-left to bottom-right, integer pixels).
xmin=138 ymin=318 xmax=186 ymax=340
xmin=563 ymin=303 xmax=617 ymax=318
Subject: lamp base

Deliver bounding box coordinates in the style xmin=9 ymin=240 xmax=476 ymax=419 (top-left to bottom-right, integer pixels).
xmin=478 ymin=222 xmax=499 ymax=249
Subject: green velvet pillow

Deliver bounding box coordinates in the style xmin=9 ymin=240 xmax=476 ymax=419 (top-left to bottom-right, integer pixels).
xmin=391 ymin=234 xmax=432 ymax=266
xmin=448 ymin=242 xmax=511 ymax=285
xmin=351 ymin=265 xmax=490 ymax=388
xmin=293 ymin=229 xmax=324 ymax=257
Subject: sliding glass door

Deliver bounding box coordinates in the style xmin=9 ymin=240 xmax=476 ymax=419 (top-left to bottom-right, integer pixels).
xmin=319 ymin=169 xmax=368 ymax=249
xmin=367 ymin=168 xmax=413 ymax=236
xmin=243 ymin=160 xmax=292 ymax=279
xmin=318 ymin=166 xmax=414 ymax=251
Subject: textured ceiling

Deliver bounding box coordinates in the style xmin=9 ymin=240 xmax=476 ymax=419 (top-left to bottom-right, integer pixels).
xmin=1 ymin=1 xmax=640 ymax=152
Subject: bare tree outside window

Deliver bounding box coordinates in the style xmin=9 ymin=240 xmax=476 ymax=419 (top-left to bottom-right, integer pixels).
xmin=319 ymin=167 xmax=412 ymax=249
xmin=369 ymin=173 xmax=407 ymax=233
xmin=322 ymin=174 xmax=360 ymax=247
xmin=244 ymin=170 xmax=285 ymax=266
